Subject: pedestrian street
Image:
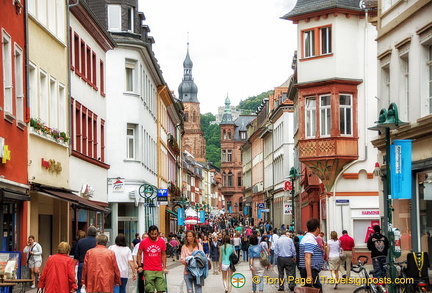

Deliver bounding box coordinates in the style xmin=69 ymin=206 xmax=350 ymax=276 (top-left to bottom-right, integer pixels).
xmin=19 ymin=258 xmax=367 ymax=293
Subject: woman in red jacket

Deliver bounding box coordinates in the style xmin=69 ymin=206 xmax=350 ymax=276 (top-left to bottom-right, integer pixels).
xmin=39 ymin=242 xmax=77 ymax=293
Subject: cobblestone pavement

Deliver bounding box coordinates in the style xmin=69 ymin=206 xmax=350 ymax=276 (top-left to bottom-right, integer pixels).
xmin=18 ymin=258 xmax=365 ymax=293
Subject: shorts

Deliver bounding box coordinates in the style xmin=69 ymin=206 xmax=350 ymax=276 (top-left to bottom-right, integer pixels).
xmin=144 ymin=270 xmax=166 ymax=292
xmin=28 ymin=260 xmax=42 ymax=269
xmin=221 ymin=264 xmax=230 ymax=271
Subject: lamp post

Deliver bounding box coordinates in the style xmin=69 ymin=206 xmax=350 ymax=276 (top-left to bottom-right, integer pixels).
xmin=287 ymin=167 xmax=302 ymax=279
xmin=288 ymin=167 xmax=302 ymax=232
xmin=368 ymin=103 xmax=407 ymax=293
xmin=138 ymin=183 xmax=158 ymax=229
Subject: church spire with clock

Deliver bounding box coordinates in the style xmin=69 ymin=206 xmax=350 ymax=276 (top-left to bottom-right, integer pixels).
xmin=178 ymin=42 xmax=206 ymax=162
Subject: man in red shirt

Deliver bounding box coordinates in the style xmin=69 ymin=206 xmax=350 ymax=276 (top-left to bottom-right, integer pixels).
xmin=339 ymin=230 xmax=355 ymax=278
xmin=137 ymin=225 xmax=168 ymax=293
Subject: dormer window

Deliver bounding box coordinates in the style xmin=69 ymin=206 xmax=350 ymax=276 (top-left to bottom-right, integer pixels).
xmin=127 ymin=7 xmax=134 ymax=32
xmin=240 ymin=131 xmax=246 ymax=140
xmin=108 ymin=5 xmax=121 ymax=32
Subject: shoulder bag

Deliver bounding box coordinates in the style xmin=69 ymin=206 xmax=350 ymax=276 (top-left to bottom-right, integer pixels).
xmin=259 ymin=248 xmax=270 ymax=267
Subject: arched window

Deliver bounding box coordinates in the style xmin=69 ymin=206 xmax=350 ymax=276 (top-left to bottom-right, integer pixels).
xmin=223 ymin=130 xmax=226 ymax=140
xmin=228 ymin=132 xmax=232 ymax=140
xmin=228 ymin=172 xmax=233 ymax=187
xmin=192 ymin=111 xmax=196 ymax=122
xmin=222 ymin=172 xmax=226 ymax=186
xmin=184 ymin=112 xmax=189 ymax=122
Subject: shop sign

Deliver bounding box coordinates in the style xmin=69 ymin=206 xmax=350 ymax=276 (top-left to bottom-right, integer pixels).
xmin=390 ymin=140 xmax=412 ymax=199
xmin=284 ymin=203 xmax=292 ymax=215
xmin=335 ymin=199 xmax=349 ymax=205
xmin=113 ymin=179 xmax=124 ymax=193
xmin=0 ymin=137 xmax=11 ymax=164
xmin=157 ymin=189 xmax=168 ymax=202
xmin=361 ymin=210 xmax=379 ymax=215
xmin=41 ymin=158 xmax=62 ymax=174
xmin=283 ymin=181 xmax=292 ymax=191
xmin=257 ymin=203 xmax=265 ymax=209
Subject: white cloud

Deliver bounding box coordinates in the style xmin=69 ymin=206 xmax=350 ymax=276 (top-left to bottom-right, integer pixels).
xmin=139 ymin=0 xmax=298 ymax=114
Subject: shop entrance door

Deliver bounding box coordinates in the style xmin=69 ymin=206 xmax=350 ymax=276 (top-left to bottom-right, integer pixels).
xmin=118 ymin=217 xmax=138 ymax=246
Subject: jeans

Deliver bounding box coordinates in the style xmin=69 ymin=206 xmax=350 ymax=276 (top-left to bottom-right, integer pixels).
xmin=114 ymin=278 xmax=128 ymax=293
xmin=252 ymin=275 xmax=264 ymax=292
xmin=184 ymin=274 xmax=202 ymax=293
xmin=242 ymin=250 xmax=248 ymax=261
xmin=77 ymin=262 xmax=84 ymax=293
xmin=270 ymin=250 xmax=278 ymax=265
xmin=372 ymin=256 xmax=386 ymax=278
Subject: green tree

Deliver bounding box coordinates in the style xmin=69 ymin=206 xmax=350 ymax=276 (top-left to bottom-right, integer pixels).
xmin=238 ymin=90 xmax=273 ymax=114
xmin=201 ymin=113 xmax=220 ymax=167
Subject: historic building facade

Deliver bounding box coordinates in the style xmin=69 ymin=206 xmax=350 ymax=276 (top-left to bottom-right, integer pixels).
xmin=283 ymin=0 xmax=380 ymax=253
xmin=220 ymin=96 xmax=254 ymax=214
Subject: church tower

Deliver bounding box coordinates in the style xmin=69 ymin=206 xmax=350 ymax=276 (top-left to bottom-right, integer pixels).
xmin=179 ymin=43 xmax=206 ymax=162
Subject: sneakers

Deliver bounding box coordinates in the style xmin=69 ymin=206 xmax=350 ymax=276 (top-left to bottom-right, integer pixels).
xmin=31 ymin=285 xmax=36 ymax=289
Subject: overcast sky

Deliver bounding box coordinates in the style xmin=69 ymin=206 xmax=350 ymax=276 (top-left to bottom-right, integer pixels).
xmin=138 ymin=0 xmax=298 ymax=114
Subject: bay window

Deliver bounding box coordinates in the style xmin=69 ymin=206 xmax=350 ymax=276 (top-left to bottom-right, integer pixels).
xmin=306 ymin=97 xmax=316 ymax=138
xmin=339 ymin=94 xmax=352 ymax=136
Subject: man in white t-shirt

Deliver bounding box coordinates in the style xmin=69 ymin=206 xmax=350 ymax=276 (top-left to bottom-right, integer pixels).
xmin=269 ymin=229 xmax=280 ymax=265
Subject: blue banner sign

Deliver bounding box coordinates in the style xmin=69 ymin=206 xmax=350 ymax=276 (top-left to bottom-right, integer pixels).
xmin=258 ymin=209 xmax=262 ymax=219
xmin=228 ymin=206 xmax=232 ymax=214
xmin=244 ymin=206 xmax=248 ymax=215
xmin=390 ymin=140 xmax=412 ymax=199
xmin=178 ymin=208 xmax=184 ymax=226
xmin=200 ymin=211 xmax=205 ymax=223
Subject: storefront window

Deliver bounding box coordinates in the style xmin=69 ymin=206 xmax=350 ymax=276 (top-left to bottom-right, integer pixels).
xmin=353 ymin=219 xmax=371 ymax=248
xmin=419 ymin=171 xmax=432 ymax=259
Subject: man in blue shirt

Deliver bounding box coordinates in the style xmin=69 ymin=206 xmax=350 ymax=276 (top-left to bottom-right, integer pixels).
xmin=74 ymin=226 xmax=97 ymax=293
xmin=274 ymin=229 xmax=296 ymax=291
xmin=298 ymin=218 xmax=323 ymax=290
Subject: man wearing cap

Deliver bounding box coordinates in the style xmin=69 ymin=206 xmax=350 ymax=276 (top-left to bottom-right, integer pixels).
xmin=367 ymin=225 xmax=389 ymax=278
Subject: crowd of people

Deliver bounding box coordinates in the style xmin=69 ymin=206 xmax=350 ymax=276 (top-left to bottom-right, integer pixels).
xmin=22 ymin=215 xmax=389 ymax=293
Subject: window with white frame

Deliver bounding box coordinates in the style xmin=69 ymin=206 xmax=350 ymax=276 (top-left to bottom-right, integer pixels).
xmin=320 ymin=95 xmax=331 ymax=136
xmin=127 ymin=7 xmax=134 ymax=32
xmin=2 ymin=31 xmax=12 ymax=116
xmin=126 ymin=124 xmax=136 ymax=159
xmin=306 ymin=97 xmax=316 ymax=138
xmin=50 ymin=77 xmax=57 ymax=128
xmin=108 ymin=5 xmax=121 ymax=32
xmin=29 ymin=63 xmax=38 ymax=117
xmin=28 ymin=0 xmax=65 ymax=41
xmin=221 ymin=150 xmax=226 ymax=162
xmin=125 ymin=59 xmax=137 ymax=92
xmin=381 ymin=64 xmax=390 ymax=104
xmin=14 ymin=45 xmax=24 ymax=122
xmin=320 ymin=26 xmax=332 ymax=54
xmin=304 ymin=30 xmax=315 ymax=58
xmin=240 ymin=131 xmax=246 ymax=140
xmin=428 ymin=45 xmax=432 ymax=114
xmin=227 ymin=150 xmax=232 ymax=162
xmin=59 ymin=83 xmax=66 ymax=131
xmin=39 ymin=70 xmax=48 ymax=123
xmin=401 ymin=55 xmax=410 ymax=120
xmin=339 ymin=94 xmax=352 ymax=136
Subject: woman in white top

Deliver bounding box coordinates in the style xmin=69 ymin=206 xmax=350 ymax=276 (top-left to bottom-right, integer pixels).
xmin=23 ymin=235 xmax=43 ymax=288
xmin=109 ymin=234 xmax=137 ymax=293
xmin=326 ymin=231 xmax=341 ymax=289
xmin=232 ymin=232 xmax=241 ymax=258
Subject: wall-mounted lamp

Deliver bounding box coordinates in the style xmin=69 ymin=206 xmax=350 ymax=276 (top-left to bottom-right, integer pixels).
xmin=14 ymin=0 xmax=23 ymax=15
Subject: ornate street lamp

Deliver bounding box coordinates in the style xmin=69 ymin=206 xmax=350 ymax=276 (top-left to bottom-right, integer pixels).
xmin=368 ymin=102 xmax=408 ymax=293
xmin=138 ymin=183 xmax=158 ymax=229
xmin=287 ymin=167 xmax=302 ymax=231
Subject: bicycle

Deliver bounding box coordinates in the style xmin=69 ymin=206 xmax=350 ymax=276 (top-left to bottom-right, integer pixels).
xmin=351 ymin=255 xmax=386 ymax=293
